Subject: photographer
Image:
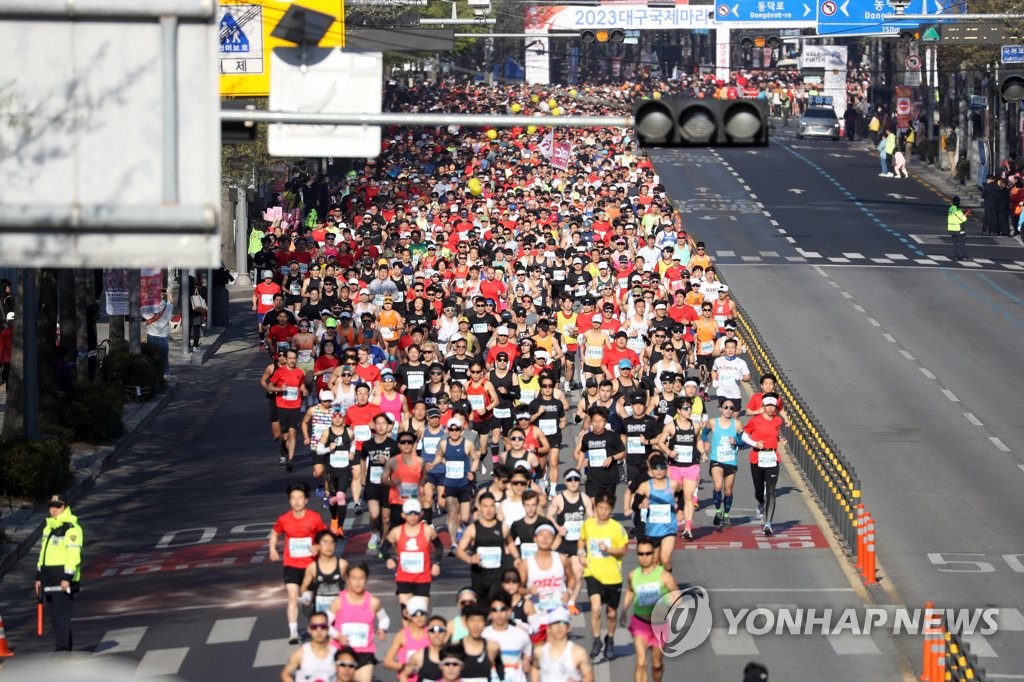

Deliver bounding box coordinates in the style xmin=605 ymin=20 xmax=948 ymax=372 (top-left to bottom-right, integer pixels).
xmin=145 ymin=288 xmax=174 ymax=377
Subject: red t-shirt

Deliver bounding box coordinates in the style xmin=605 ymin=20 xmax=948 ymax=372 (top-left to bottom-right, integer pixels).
xmin=273 ymin=510 xmax=327 ymax=569
xmin=267 ymin=324 xmax=298 ymax=349
xmin=270 ymin=366 xmax=306 ymax=409
xmin=345 ymin=402 xmax=380 ymax=450
xmin=602 ymin=347 xmax=640 ymax=376
xmin=486 ymin=343 xmax=519 ymax=366
xmin=354 ymin=363 xmax=382 ymax=386
xmin=744 ymin=414 xmax=784 ymax=464
xmin=746 ymin=392 xmax=785 ymax=414
xmin=255 ymin=282 xmax=282 ymax=314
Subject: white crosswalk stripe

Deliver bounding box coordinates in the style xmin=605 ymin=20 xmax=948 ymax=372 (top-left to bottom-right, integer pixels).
xmin=135 ymin=647 xmax=190 ymax=676
xmin=207 ymin=616 xmax=257 ymax=644
xmin=826 ymin=633 xmax=881 ymax=655
xmin=97 ymin=626 xmax=148 ymax=654
xmin=253 ymin=638 xmax=294 ymax=668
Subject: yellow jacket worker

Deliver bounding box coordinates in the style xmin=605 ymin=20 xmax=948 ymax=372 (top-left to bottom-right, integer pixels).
xmin=35 ymin=494 xmax=83 ymax=651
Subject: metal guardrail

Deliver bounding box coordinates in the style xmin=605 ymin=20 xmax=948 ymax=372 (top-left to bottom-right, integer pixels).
xmin=715 ymin=272 xmax=863 ymax=560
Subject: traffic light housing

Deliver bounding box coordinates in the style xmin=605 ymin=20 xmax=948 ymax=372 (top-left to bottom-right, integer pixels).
xmin=899 ymin=29 xmax=920 ymax=44
xmin=581 ymin=29 xmax=625 ymax=44
xmin=738 ymin=33 xmax=781 ymax=50
xmin=1000 ymin=69 xmax=1024 ymax=102
xmin=632 ymin=98 xmax=769 ymax=148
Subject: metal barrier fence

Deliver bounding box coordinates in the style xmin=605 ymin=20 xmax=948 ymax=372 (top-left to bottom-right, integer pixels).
xmin=718 ymin=281 xmax=864 ymax=561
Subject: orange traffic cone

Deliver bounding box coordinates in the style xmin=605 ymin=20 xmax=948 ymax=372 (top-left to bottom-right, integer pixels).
xmin=0 ymin=613 xmax=14 ymax=657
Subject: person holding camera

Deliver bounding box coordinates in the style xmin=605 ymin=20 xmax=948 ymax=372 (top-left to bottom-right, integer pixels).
xmin=145 ymin=289 xmax=174 ymax=377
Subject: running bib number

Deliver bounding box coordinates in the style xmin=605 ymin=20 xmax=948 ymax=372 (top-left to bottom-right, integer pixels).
xmin=297 ymin=350 xmax=312 ymax=364
xmin=588 ymin=540 xmax=606 ymax=558
xmin=330 ymin=451 xmax=350 ymax=468
xmin=284 ymin=386 xmax=299 ymax=401
xmin=647 ymin=504 xmax=672 ymax=525
xmin=636 ymin=581 xmax=662 ymax=607
xmin=468 ymin=394 xmax=486 ymax=411
xmin=341 ymin=622 xmax=370 ymax=649
xmin=354 ymin=425 xmax=371 ymax=442
xmin=493 ymin=406 xmax=511 ymax=419
xmin=673 ymin=444 xmax=694 ymax=464
xmin=314 ymin=595 xmax=334 ymax=614
xmin=627 ymin=437 xmax=645 ymax=454
xmin=757 ymin=450 xmax=778 ymax=468
xmin=564 ymin=519 xmax=582 ymax=541
xmin=714 ymin=315 xmax=727 ymax=327
xmin=699 ymin=341 xmax=714 ymax=355
xmin=260 ymin=293 xmax=275 ymax=306
xmin=421 ymin=436 xmax=441 ymax=455
xmin=400 ymin=551 xmax=425 ymax=574
xmin=716 ymin=442 xmax=736 ymax=464
xmin=399 ymin=482 xmax=418 ymax=500
xmin=519 ymin=389 xmax=537 ymax=405
xmin=288 ymin=537 xmax=313 ymax=558
xmin=539 ymin=418 xmax=557 ymax=436
xmin=289 ymin=281 xmax=301 ymax=295
xmin=380 ymin=326 xmax=396 ymax=341
xmin=473 ymin=323 xmax=488 ymax=334
xmin=445 ymin=460 xmax=465 ymax=479
xmin=585 ymin=346 xmax=604 ymax=361
xmin=718 ymin=367 xmax=737 ymax=383
xmin=519 ymin=542 xmax=538 ymax=561
xmin=588 ymin=448 xmax=608 ymax=467
xmin=478 ymin=546 xmax=502 ymax=569
xmin=407 ymin=374 xmax=424 ymax=390
xmin=369 ymin=466 xmax=384 ymax=485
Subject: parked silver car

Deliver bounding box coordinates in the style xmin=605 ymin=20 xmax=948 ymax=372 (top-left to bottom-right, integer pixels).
xmin=796 ymin=106 xmax=841 ymax=140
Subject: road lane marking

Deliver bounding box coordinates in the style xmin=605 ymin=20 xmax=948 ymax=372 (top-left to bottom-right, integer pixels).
xmin=963 ymin=412 xmax=983 ymax=426
xmin=827 ymin=633 xmax=882 ymax=655
xmin=1001 ymin=608 xmax=1024 ymax=631
xmin=840 ymin=291 xmax=853 ymax=299
xmin=135 ymin=647 xmax=190 ymax=676
xmin=899 ymin=350 xmax=915 ymax=360
xmin=786 ymin=236 xmax=797 ymax=243
xmin=871 ymin=258 xmax=894 ymax=264
xmin=718 ymin=250 xmax=736 ymax=257
xmin=962 ymin=633 xmax=998 ymax=658
xmin=807 ymin=253 xmax=826 ymax=263
xmin=989 ymin=437 xmax=1011 ymax=452
xmin=867 ymin=317 xmax=881 ymax=327
xmin=709 ymin=628 xmax=759 ymax=655
xmin=207 ymin=616 xmax=257 ymax=644
xmin=883 ymin=333 xmax=896 ymax=343
xmin=852 ymin=304 xmax=865 ymax=312
xmin=96 ymin=626 xmax=148 ymax=654
xmin=828 ymin=280 xmax=840 ymax=288
xmin=842 ymin=253 xmax=864 ymax=259
xmin=759 ymin=251 xmax=780 ymax=257
xmin=919 ymin=367 xmax=936 ymax=379
xmin=941 ymin=389 xmax=959 ymax=402
xmin=885 ymin=254 xmax=909 ymax=260
xmin=828 ymin=257 xmax=851 ymax=263
xmin=253 ymin=639 xmax=294 ymax=667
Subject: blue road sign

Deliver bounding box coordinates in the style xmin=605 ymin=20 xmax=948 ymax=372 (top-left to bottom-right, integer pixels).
xmin=817 ymin=0 xmax=926 ymax=37
xmin=714 ymin=0 xmax=817 ymax=24
xmin=1002 ymin=45 xmax=1024 ymax=64
xmin=220 ymin=13 xmax=251 ymax=54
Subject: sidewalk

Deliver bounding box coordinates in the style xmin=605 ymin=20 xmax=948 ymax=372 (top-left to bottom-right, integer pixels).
xmin=0 ymin=285 xmax=254 ymax=579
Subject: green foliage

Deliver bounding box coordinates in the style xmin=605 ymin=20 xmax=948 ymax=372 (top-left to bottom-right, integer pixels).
xmin=0 ymin=435 xmax=72 ymax=501
xmin=102 ymin=349 xmax=164 ymax=394
xmin=58 ymin=382 xmax=125 ymax=443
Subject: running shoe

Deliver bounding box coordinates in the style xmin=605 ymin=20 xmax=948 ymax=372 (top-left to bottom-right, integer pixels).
xmin=279 ymin=455 xmax=287 ymax=466
xmin=681 ymin=528 xmax=693 ymax=541
xmin=368 ymin=533 xmax=380 ymax=551
xmin=288 ymin=634 xmax=300 ymax=645
xmin=590 ymin=639 xmax=603 ymax=661
xmin=713 ymin=511 xmax=722 ymax=527
xmin=723 ymin=513 xmax=731 ymax=526
xmin=604 ymin=635 xmax=615 ymax=661
xmin=755 ymin=504 xmax=764 ymax=521
xmin=286 ymin=461 xmax=294 ymax=472
xmin=330 ymin=519 xmax=340 ymax=534
xmin=763 ymin=524 xmax=773 ymax=537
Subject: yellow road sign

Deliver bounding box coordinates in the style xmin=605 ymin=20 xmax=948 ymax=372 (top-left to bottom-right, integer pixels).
xmin=220 ymin=0 xmax=345 ymax=97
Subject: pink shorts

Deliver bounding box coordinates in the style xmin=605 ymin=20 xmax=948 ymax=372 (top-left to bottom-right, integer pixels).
xmin=669 ymin=464 xmax=701 ymax=483
xmin=628 ymin=615 xmax=659 ymax=647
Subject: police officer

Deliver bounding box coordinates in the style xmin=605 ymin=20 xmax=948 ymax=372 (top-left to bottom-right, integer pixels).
xmin=35 ymin=494 xmax=84 ymax=650
xmin=948 ymin=195 xmax=970 ymax=261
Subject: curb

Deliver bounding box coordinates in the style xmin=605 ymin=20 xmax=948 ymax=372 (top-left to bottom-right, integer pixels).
xmin=0 ymin=381 xmax=180 ymax=579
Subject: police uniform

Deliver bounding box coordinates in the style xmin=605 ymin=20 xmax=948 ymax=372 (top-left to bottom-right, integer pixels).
xmin=36 ymin=495 xmax=83 ymax=650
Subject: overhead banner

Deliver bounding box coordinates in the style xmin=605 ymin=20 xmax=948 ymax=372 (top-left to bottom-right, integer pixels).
xmin=525 ymin=5 xmax=714 ymax=31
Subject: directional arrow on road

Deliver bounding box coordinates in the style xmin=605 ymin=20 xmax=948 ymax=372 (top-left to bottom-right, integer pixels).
xmin=745 ymin=150 xmax=759 ymax=154
xmin=886 ymin=193 xmax=918 ymax=200
xmin=839 ymin=0 xmax=850 ymax=16
xmin=788 ymin=188 xmax=807 ymax=195
xmin=803 ymin=3 xmax=812 ymax=16
xmin=694 ymin=187 xmax=712 ymax=193
xmin=828 ymin=153 xmax=853 ymax=158
xmin=699 ymin=216 xmax=717 ymax=221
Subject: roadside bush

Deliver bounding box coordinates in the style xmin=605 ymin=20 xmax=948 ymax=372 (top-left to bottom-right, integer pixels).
xmin=58 ymin=381 xmax=125 ymax=443
xmin=0 ymin=436 xmax=72 ymax=500
xmin=102 ymin=349 xmax=164 ymax=396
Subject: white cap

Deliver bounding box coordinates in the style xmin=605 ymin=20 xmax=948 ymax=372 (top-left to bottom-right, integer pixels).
xmin=402 ymin=498 xmax=423 ymax=514
xmin=359 ymin=288 xmax=370 ymax=295
xmin=496 ymin=325 xmax=510 ymax=335
xmin=318 ymin=389 xmax=334 ymax=401
xmin=762 ymin=396 xmax=779 ymax=407
xmin=547 ymin=606 xmax=571 ymax=624
xmin=720 ymin=285 xmax=730 ymax=292
xmin=405 ymin=596 xmax=429 ymax=615
xmin=5 ymin=312 xmax=13 ymax=321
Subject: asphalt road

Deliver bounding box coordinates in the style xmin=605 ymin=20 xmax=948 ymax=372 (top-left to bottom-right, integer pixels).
xmin=0 ymin=299 xmax=909 ymax=680
xmin=651 ymin=124 xmax=1024 ymax=677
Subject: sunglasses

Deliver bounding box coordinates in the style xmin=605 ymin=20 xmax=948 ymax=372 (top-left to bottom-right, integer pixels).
xmin=459 ymin=600 xmax=477 ymax=606
xmin=509 ymin=436 xmax=524 ymax=442
xmin=336 ymin=661 xmax=359 ymax=669
xmin=541 ymin=383 xmax=554 ymax=388
xmin=428 ymin=625 xmax=448 ymax=634
xmin=511 ymin=480 xmax=528 ymax=486
xmin=502 ymin=577 xmax=520 ymax=583
xmin=441 ymin=661 xmax=464 ymax=668
xmin=409 ymin=610 xmax=428 ymax=617
xmin=721 ymin=405 xmax=736 ymax=411
xmin=470 ymin=370 xmax=482 ymax=375
xmin=637 ymin=551 xmax=655 ymax=557
xmin=565 ymin=477 xmax=581 ymax=482
xmin=309 ymin=623 xmax=329 ymax=631
xmin=448 ymin=426 xmax=463 ymax=431
xmin=399 ymin=440 xmax=416 ymax=446
xmin=490 ymin=606 xmax=508 ymax=613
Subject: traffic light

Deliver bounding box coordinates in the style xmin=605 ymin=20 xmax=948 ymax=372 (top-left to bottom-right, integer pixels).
xmin=899 ymin=29 xmax=920 ymax=44
xmin=738 ymin=33 xmax=781 ymax=50
xmin=632 ymin=98 xmax=769 ymax=148
xmin=581 ymin=29 xmax=625 ymax=44
xmin=1000 ymin=69 xmax=1024 ymax=102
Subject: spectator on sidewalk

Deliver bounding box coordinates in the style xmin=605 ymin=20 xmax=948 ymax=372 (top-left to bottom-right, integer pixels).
xmin=0 ymin=312 xmax=13 ymax=386
xmin=955 ymin=152 xmax=971 ymax=186
xmin=145 ymin=290 xmax=174 ymax=377
xmin=944 ymin=127 xmax=958 ymax=176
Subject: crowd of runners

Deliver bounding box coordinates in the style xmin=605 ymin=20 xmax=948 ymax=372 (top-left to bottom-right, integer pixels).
xmin=258 ymin=79 xmax=790 ymax=682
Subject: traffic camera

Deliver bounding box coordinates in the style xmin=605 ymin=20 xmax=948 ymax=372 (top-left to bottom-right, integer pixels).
xmin=632 ymin=98 xmax=769 ymax=148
